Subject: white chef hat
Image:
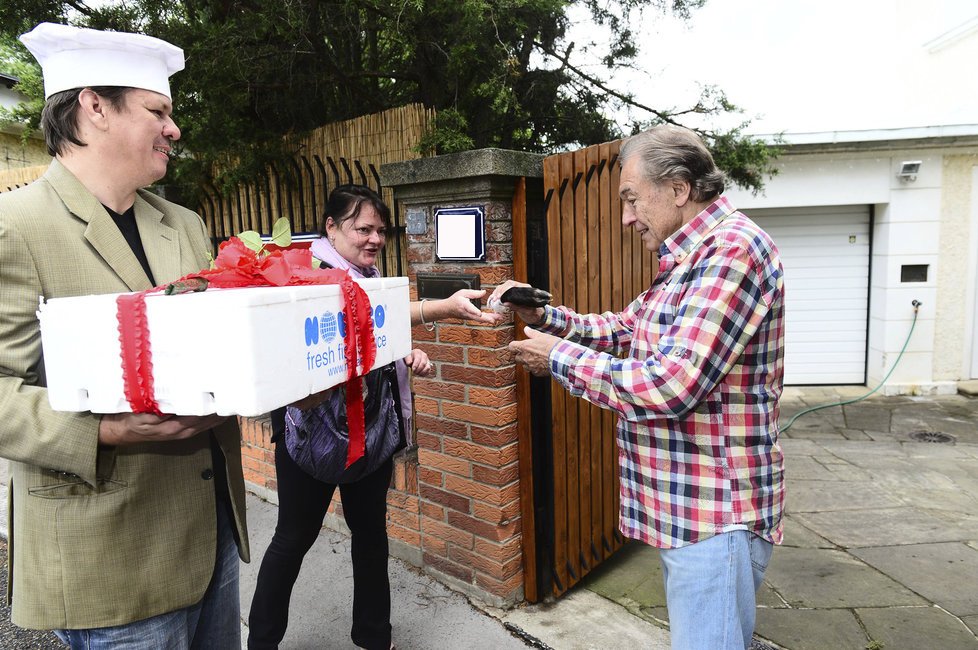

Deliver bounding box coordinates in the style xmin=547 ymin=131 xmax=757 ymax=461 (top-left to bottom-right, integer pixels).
xmin=19 ymin=22 xmax=184 ymax=100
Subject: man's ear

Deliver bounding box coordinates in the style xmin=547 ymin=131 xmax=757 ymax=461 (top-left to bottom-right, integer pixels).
xmin=76 ymin=88 xmax=110 ymax=131
xmin=672 ymin=179 xmax=692 ymax=207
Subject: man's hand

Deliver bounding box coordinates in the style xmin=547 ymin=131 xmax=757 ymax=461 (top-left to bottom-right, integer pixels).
xmin=509 ymin=327 xmax=561 ymax=376
xmin=98 ymin=412 xmax=228 ymax=446
xmin=489 ymin=280 xmax=546 ymax=325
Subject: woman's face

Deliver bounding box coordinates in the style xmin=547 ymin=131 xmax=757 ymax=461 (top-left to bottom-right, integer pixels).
xmin=326 ymin=203 xmax=388 ymax=269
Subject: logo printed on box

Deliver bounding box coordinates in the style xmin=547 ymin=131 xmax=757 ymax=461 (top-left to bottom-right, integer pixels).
xmin=304 ymin=305 xmax=389 ymax=377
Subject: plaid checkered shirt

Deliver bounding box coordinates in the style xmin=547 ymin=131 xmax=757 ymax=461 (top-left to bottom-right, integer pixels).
xmin=537 ymin=196 xmax=785 ymax=549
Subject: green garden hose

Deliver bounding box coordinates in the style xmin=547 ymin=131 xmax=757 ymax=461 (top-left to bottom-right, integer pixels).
xmin=781 ymin=301 xmax=920 ymax=432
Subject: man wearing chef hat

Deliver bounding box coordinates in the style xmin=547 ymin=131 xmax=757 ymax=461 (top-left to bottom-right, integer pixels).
xmin=0 ymin=23 xmax=248 ymax=648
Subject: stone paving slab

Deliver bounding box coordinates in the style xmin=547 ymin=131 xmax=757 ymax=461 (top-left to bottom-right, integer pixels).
xmin=754 ymin=608 xmax=868 ymax=650
xmin=840 ymin=428 xmax=873 ymax=440
xmin=779 ymin=439 xmax=828 ymax=456
xmin=788 ymin=479 xmax=903 ymax=514
xmin=857 ymin=606 xmax=978 ymax=650
xmin=637 ymin=605 xmax=669 ymax=628
xmin=911 ymin=509 xmax=978 ymax=541
xmin=619 ymin=560 xmax=666 ymax=608
xmin=852 ymin=543 xmax=978 ymax=618
xmin=756 ymin=582 xmax=787 ymax=608
xmin=763 ymin=547 xmax=925 ymax=609
xmin=783 ymin=455 xmax=840 ymax=481
xmin=839 ymin=405 xmax=892 ymax=431
xmin=888 ymin=487 xmax=978 ymax=514
xmin=582 ymin=390 xmax=978 ymax=649
xmin=795 ymin=506 xmax=966 ymax=547
xmin=782 ymin=518 xmax=834 ymax=549
xmin=868 ymin=458 xmax=964 ymax=491
xmin=815 ymin=440 xmax=911 ymax=461
xmin=964 ymin=614 xmax=978 ymax=636
xmin=494 ymin=588 xmax=671 ymax=650
xmin=901 ymin=443 xmax=978 ymax=460
xmin=578 ymin=541 xmax=660 ymax=600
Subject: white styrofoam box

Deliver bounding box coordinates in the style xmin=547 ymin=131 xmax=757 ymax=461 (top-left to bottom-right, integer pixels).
xmin=38 ymin=278 xmax=410 ymax=416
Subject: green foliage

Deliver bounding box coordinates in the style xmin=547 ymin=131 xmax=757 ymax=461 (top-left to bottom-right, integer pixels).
xmin=0 ymin=33 xmax=44 ymax=143
xmin=866 ymin=640 xmax=885 ymax=650
xmin=0 ymin=0 xmax=779 ymax=198
xmin=415 ymin=109 xmax=475 ymax=156
xmin=710 ymin=125 xmax=783 ymax=197
xmin=237 ymin=217 xmax=292 ymax=255
xmin=236 ymin=230 xmax=265 ymax=254
xmin=270 ymin=217 xmax=292 ymax=248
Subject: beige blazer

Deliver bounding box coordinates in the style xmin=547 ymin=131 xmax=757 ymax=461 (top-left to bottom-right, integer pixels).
xmin=0 ymin=160 xmax=250 ymax=629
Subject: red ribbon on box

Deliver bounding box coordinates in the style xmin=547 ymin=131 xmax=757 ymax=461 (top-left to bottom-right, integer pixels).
xmin=116 ymin=238 xmax=377 ymax=467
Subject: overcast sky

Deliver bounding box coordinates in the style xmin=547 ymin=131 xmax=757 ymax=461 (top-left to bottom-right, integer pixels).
xmin=574 ymin=0 xmax=978 ymax=136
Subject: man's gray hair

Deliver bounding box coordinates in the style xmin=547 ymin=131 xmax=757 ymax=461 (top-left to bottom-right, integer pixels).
xmin=619 ymin=125 xmax=725 ymax=202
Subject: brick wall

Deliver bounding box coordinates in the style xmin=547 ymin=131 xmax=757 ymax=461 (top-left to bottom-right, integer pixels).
xmin=240 ymin=197 xmax=525 ymax=605
xmin=239 ymin=413 xmax=276 ymax=498
xmin=401 ymin=199 xmax=522 ymax=603
xmin=240 ymin=148 xmax=543 ymax=607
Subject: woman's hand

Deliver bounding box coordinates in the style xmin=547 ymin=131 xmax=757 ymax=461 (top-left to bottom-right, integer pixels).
xmin=488 ymin=280 xmax=546 ymax=326
xmin=404 ymin=349 xmax=435 ymax=377
xmin=443 ymin=289 xmax=504 ymax=324
xmin=412 ymin=290 xmax=505 ymax=327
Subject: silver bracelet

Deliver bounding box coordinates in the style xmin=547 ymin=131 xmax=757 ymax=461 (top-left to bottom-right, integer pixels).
xmin=419 ymin=298 xmax=436 ymax=331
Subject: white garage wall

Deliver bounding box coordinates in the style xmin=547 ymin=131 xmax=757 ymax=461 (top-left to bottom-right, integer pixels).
xmin=971 ymin=165 xmax=978 ymax=379
xmin=751 ymin=206 xmax=870 ymax=385
xmin=724 ymin=131 xmax=977 ymax=394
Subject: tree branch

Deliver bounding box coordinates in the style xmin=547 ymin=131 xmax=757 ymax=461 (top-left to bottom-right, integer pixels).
xmin=534 ymin=39 xmax=681 ymax=125
xmin=65 ymin=0 xmax=94 ymax=16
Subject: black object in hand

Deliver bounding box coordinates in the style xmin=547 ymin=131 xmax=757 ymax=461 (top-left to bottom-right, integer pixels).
xmin=501 ymin=286 xmax=552 ymax=308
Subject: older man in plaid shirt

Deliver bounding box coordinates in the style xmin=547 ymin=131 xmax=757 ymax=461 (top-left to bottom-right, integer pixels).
xmin=494 ymin=125 xmax=785 ymax=650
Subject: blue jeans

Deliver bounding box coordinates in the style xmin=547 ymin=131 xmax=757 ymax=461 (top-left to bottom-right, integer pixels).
xmin=55 ymin=500 xmax=241 ymax=650
xmin=659 ymin=530 xmax=773 ymax=650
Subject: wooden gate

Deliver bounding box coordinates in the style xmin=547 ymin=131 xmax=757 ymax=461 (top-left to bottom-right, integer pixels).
xmin=519 ymin=139 xmax=657 ymax=600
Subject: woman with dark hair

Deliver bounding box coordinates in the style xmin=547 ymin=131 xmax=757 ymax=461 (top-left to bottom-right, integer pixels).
xmin=247 ymin=185 xmax=499 ymax=650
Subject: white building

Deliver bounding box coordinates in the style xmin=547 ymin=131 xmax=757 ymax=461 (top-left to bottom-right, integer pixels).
xmin=727 ymin=126 xmax=978 ymax=394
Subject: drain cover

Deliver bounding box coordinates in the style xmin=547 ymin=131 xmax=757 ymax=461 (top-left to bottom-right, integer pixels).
xmin=909 ymin=431 xmax=955 ymax=443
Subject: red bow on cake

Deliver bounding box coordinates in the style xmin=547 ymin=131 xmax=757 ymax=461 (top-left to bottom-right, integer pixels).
xmin=116 ymin=237 xmax=377 ymax=468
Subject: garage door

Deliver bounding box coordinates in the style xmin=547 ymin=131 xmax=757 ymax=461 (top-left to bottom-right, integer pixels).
xmin=749 ymin=205 xmax=871 ymax=385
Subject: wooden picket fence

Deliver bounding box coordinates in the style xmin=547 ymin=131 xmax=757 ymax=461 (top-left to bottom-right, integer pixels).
xmin=197 ymin=103 xmax=435 ymax=276
xmin=0 ymin=164 xmax=47 ymax=193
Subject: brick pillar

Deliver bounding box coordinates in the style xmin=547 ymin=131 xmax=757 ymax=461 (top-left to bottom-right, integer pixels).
xmin=239 ymin=414 xmax=277 ymax=502
xmin=382 ymin=149 xmax=544 ymax=606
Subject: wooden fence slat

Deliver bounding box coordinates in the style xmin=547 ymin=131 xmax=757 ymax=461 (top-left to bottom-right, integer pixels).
xmin=558 ymin=150 xmax=579 ymax=588
xmin=585 ymin=146 xmax=608 ymax=568
xmin=541 ymin=139 xmax=636 ymax=597
xmin=572 ymin=148 xmax=591 ymax=578
xmin=543 ymin=153 xmax=569 ymax=594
